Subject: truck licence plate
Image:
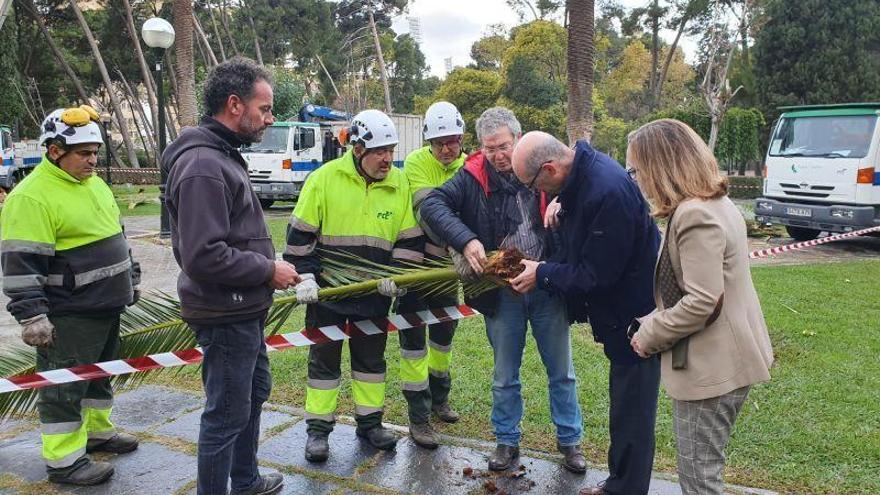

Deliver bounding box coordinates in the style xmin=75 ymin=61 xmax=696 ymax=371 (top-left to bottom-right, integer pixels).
xmin=786 ymin=207 xmax=812 ymax=217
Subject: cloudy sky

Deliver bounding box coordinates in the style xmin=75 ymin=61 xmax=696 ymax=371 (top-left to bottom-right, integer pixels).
xmin=390 ymin=0 xmax=699 ymax=77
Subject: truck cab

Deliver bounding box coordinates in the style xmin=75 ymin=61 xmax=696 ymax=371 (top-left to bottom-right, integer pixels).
xmin=242 ymin=122 xmax=322 ymax=208
xmin=0 ymin=128 xmax=41 ymax=192
xmin=754 ymin=103 xmax=880 ymax=241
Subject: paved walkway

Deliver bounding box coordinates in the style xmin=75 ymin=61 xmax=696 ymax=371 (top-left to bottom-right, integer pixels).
xmin=0 ymin=385 xmax=776 ymax=495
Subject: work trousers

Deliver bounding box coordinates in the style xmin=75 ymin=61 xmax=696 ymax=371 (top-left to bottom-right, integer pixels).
xmin=37 ymin=313 xmax=120 ymax=474
xmin=305 ymin=305 xmax=388 ymax=435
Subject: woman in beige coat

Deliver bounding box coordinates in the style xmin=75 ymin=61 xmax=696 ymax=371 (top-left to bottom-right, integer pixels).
xmin=628 ymin=119 xmax=774 ymax=495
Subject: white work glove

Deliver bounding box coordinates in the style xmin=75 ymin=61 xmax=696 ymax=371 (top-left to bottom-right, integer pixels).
xmin=377 ymin=278 xmax=407 ymax=298
xmin=21 ymin=314 xmax=55 ymax=348
xmin=449 ymin=248 xmax=479 ymax=283
xmin=295 ymin=273 xmax=320 ymax=304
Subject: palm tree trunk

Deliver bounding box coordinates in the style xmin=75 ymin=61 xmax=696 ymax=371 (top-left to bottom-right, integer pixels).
xmin=16 ymin=0 xmax=90 ymax=105
xmin=68 ymin=0 xmax=140 ymax=168
xmin=206 ymin=2 xmax=227 ymax=61
xmin=565 ymin=0 xmax=594 ymax=145
xmin=173 ymin=0 xmax=198 ymax=127
xmin=368 ymin=10 xmax=392 ymax=113
xmin=120 ymin=0 xmax=160 ymax=142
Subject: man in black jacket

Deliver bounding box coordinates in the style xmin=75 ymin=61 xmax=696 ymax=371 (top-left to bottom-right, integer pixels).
xmin=510 ymin=131 xmax=661 ymax=495
xmin=420 ymin=107 xmax=587 ymax=474
xmin=164 ymin=57 xmax=300 ymax=495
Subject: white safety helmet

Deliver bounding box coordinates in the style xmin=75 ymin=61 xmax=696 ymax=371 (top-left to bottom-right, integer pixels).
xmin=39 ymin=106 xmax=104 ymax=148
xmin=349 ymin=109 xmax=399 ymax=149
xmin=423 ymin=101 xmax=464 ymax=141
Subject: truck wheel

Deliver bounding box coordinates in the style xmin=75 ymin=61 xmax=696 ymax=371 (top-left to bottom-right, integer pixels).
xmin=259 ymin=199 xmax=275 ymax=209
xmin=786 ymin=226 xmax=821 ymax=242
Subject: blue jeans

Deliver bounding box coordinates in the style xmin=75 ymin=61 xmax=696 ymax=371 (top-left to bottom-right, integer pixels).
xmin=484 ymin=288 xmax=582 ymax=447
xmin=191 ymin=317 xmax=272 ymax=495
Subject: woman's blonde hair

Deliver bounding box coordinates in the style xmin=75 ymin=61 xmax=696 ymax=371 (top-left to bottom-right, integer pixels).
xmin=627 ymin=118 xmax=728 ymax=218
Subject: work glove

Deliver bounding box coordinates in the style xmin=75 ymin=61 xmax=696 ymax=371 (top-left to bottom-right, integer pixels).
xmin=450 ymin=249 xmax=479 ymax=283
xmin=295 ymin=273 xmax=320 ymax=304
xmin=20 ymin=314 xmax=55 ymax=348
xmin=377 ymin=278 xmax=407 ymax=298
xmin=128 ymin=288 xmax=141 ymax=306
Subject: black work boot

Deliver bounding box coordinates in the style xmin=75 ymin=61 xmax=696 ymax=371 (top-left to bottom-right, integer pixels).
xmin=558 ymin=443 xmax=587 ymax=474
xmin=48 ymin=460 xmax=114 ymax=486
xmin=487 ymin=444 xmax=519 ymax=471
xmin=86 ymin=432 xmax=139 ymax=454
xmin=356 ymin=425 xmax=398 ymax=451
xmin=431 ymin=402 xmax=460 ymax=423
xmin=231 ymin=473 xmax=284 ymax=495
xmin=409 ymin=421 xmax=439 ymax=449
xmin=304 ymin=432 xmax=330 ymax=462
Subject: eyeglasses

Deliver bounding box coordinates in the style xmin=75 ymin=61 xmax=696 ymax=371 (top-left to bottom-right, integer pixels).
xmin=527 ymin=162 xmax=548 ymax=189
xmin=430 ymin=137 xmax=461 ymax=151
xmin=482 ymin=142 xmax=513 ymax=155
xmin=625 ymin=166 xmax=637 ymax=180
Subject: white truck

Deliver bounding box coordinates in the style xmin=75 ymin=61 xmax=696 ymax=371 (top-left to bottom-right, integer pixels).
xmin=242 ymin=110 xmax=424 ymax=208
xmin=0 ymin=126 xmax=42 ymax=192
xmin=754 ymin=103 xmax=880 ymax=241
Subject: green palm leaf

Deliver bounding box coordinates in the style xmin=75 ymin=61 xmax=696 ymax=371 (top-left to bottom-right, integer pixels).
xmin=0 ymin=252 xmax=502 ymax=419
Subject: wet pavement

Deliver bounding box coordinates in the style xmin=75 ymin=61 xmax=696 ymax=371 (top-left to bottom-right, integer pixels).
xmin=0 ymin=385 xmax=777 ymax=495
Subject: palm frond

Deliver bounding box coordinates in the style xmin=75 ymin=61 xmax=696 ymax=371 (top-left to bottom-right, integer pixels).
xmin=0 ymin=252 xmax=506 ymax=419
xmin=0 ymin=343 xmax=39 ymax=421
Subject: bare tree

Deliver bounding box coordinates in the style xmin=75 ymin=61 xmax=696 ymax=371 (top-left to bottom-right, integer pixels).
xmin=68 ymin=0 xmax=140 ymax=167
xmin=16 ymin=0 xmax=90 ymax=105
xmin=173 ymin=0 xmax=198 ymax=127
xmin=239 ymin=0 xmax=263 ymax=65
xmin=206 ymin=2 xmax=227 ymax=61
xmin=566 ymin=0 xmax=595 ymax=144
xmin=367 ymin=10 xmax=392 ymax=113
xmin=120 ymin=0 xmax=160 ymax=144
xmin=701 ymin=20 xmax=743 ymax=152
xmin=218 ymin=0 xmax=240 ymax=56
xmin=192 ymin=13 xmax=219 ymax=67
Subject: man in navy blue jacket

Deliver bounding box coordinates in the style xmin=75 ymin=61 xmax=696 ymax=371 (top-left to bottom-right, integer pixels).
xmin=509 ymin=131 xmax=661 ymax=495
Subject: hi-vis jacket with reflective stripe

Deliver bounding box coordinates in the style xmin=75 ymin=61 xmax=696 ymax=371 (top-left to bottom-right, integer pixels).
xmin=403 ymin=146 xmax=465 ymax=258
xmin=1 ymin=157 xmax=138 ymax=321
xmin=284 ymin=149 xmax=424 ymax=318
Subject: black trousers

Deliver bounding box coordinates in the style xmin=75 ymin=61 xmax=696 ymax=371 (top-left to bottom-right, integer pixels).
xmin=594 ymin=325 xmax=661 ymax=495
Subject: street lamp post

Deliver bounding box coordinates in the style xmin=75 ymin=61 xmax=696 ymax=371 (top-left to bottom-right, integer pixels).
xmin=141 ymin=17 xmax=175 ymax=239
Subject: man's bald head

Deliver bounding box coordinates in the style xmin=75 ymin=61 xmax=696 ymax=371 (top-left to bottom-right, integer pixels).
xmin=512 ymin=131 xmax=574 ymax=194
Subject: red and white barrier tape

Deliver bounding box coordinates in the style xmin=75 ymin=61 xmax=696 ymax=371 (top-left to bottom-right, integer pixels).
xmin=0 ymin=305 xmax=480 ymax=394
xmin=749 ymin=225 xmax=880 ymax=259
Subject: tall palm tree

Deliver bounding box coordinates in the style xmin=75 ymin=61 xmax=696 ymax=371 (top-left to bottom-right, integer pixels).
xmin=566 ymin=0 xmax=595 ymax=145
xmin=173 ymin=0 xmax=198 ymax=127
xmin=68 ymin=0 xmax=141 ymax=167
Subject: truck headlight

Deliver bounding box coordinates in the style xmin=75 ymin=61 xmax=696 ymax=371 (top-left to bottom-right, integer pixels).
xmin=757 ymin=201 xmax=773 ymax=211
xmin=831 ymin=209 xmax=854 ymax=219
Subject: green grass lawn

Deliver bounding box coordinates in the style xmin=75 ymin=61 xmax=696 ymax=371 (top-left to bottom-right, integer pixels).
xmin=112 ymin=184 xmax=161 ymax=217
xmin=153 ymin=256 xmax=880 ymax=495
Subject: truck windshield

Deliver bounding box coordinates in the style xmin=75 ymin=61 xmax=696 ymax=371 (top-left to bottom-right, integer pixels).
xmin=241 ymin=126 xmax=288 ymax=153
xmin=769 ymin=114 xmax=877 ymax=158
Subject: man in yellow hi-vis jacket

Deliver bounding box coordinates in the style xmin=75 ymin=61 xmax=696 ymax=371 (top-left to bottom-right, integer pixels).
xmin=398 ymin=101 xmax=467 ymax=449
xmin=1 ymin=107 xmax=140 ymax=486
xmin=284 ymin=109 xmax=424 ymax=463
